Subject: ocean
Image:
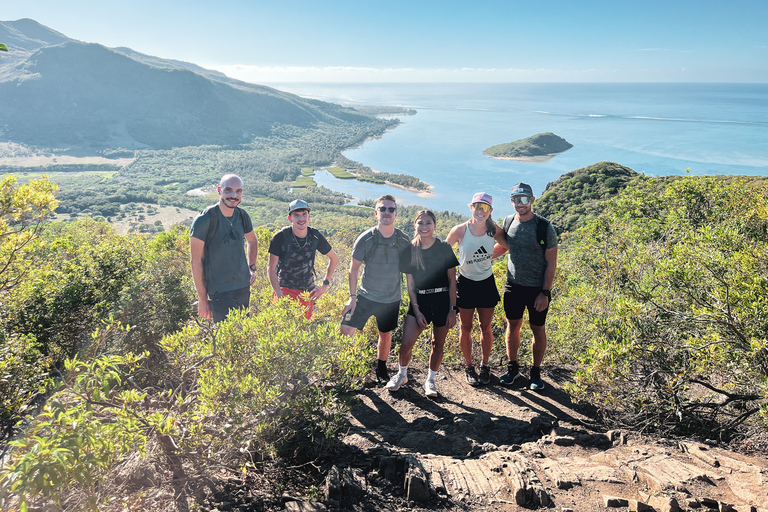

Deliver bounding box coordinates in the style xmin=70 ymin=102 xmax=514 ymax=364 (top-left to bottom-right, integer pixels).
xmin=265 ymin=82 xmax=768 ymax=216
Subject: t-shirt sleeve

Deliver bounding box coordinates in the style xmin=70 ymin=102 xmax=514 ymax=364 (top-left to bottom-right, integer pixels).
xmin=268 ymin=230 xmax=285 ymax=257
xmin=351 ymin=231 xmax=370 ymax=262
xmin=316 ymin=230 xmax=332 ymax=255
xmin=443 ymin=242 xmax=459 ymax=269
xmin=189 ymin=212 xmax=211 ymax=241
xmin=546 ymin=222 xmax=559 ymax=249
xmin=242 ymin=210 xmax=254 ymax=234
xmin=399 ymin=245 xmax=413 ymax=275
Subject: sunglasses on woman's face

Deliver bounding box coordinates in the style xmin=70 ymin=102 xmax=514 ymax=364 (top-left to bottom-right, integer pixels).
xmin=512 ymin=196 xmax=532 ymax=205
xmin=472 ymin=203 xmax=491 ymax=212
xmin=377 ymin=206 xmax=396 ymax=213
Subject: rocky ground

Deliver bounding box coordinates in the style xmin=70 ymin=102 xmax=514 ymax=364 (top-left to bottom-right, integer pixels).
xmin=83 ymin=363 xmax=766 ymax=512
xmin=287 ymin=364 xmax=768 ymax=512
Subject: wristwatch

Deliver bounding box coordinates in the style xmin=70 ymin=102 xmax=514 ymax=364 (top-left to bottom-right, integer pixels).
xmin=540 ymin=289 xmax=551 ymax=298
xmin=451 ymin=305 xmax=459 ymax=312
xmin=249 ymin=264 xmax=257 ymax=271
xmin=323 ymin=279 xmax=330 ymax=286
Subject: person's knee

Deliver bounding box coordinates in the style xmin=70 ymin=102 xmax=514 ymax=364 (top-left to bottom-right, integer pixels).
xmin=340 ymin=324 xmax=356 ymax=336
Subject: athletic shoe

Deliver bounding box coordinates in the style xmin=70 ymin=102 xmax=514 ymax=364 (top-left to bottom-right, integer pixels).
xmin=465 ymin=365 xmax=480 ymax=386
xmin=529 ymin=367 xmax=545 ymax=390
xmin=499 ymin=361 xmax=521 ymax=386
xmin=386 ymin=372 xmax=408 ymax=392
xmin=375 ymin=363 xmax=389 ymax=385
xmin=424 ymin=380 xmax=438 ymax=398
xmin=478 ymin=364 xmax=491 ymax=385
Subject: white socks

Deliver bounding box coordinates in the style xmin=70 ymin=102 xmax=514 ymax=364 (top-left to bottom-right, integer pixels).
xmin=427 ymin=369 xmax=437 ymax=382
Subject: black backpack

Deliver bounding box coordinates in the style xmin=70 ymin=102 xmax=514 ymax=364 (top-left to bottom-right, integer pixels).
xmin=364 ymin=227 xmax=404 ymax=263
xmin=200 ymin=203 xmax=249 ymax=247
xmin=502 ymin=213 xmax=550 ymax=251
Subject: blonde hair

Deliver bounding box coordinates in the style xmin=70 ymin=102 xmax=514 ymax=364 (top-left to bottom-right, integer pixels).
xmin=410 ymin=210 xmax=437 ymax=271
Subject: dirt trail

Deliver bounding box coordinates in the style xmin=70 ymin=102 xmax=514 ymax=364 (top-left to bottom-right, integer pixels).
xmin=314 ymin=364 xmax=768 ymax=512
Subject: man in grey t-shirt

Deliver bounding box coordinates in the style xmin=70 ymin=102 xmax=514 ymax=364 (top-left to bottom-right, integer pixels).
xmin=340 ymin=194 xmax=410 ymax=385
xmin=495 ymin=183 xmax=558 ymax=390
xmin=190 ymin=174 xmax=259 ymax=323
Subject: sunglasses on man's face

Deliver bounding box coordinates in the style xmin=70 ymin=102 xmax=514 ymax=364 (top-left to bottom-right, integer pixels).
xmin=377 ymin=206 xmax=397 ymax=213
xmin=472 ymin=203 xmax=491 ymax=212
xmin=512 ymin=196 xmax=532 ymax=205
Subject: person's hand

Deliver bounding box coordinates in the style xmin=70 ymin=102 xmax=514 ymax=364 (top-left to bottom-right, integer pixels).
xmin=197 ymin=299 xmax=212 ymax=320
xmin=310 ymin=283 xmax=328 ymax=300
xmin=446 ymin=309 xmax=457 ymax=329
xmin=341 ymin=296 xmax=357 ymax=318
xmin=415 ymin=310 xmax=427 ymax=329
xmin=534 ymin=294 xmax=549 ymax=312
xmin=249 ymin=269 xmax=257 ymax=285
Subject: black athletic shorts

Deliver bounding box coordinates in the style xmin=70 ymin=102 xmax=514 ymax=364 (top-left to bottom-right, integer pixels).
xmin=456 ymin=274 xmax=500 ymax=310
xmin=210 ymin=286 xmax=250 ymax=323
xmin=342 ymin=294 xmax=400 ymax=333
xmin=408 ymin=291 xmax=451 ymax=327
xmin=503 ymin=281 xmax=548 ymax=327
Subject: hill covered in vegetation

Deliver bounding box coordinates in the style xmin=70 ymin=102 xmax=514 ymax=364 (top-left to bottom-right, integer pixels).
xmin=0 ymin=40 xmax=388 ymax=151
xmin=484 ymin=132 xmax=573 ymax=159
xmin=535 ymin=161 xmax=641 ymax=234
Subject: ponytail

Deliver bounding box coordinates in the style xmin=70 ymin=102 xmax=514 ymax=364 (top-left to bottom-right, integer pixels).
xmin=485 ymin=216 xmax=495 ymax=237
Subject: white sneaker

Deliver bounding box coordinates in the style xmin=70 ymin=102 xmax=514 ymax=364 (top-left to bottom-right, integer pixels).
xmin=423 ymin=379 xmax=438 ymax=398
xmin=386 ymin=372 xmax=408 ymax=391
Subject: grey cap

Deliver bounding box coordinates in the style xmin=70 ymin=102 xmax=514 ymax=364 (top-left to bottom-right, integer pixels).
xmin=288 ymin=199 xmax=310 ymax=213
xmin=510 ymin=182 xmax=534 ymax=197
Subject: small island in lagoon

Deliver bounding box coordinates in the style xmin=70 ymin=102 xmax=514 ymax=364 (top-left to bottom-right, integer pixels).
xmin=484 ymin=132 xmax=573 ymax=162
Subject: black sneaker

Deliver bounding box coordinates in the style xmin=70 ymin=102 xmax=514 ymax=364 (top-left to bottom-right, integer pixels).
xmin=529 ymin=366 xmax=545 ymax=390
xmin=376 ymin=362 xmax=389 ymax=385
xmin=465 ymin=365 xmax=480 ymax=386
xmin=499 ymin=361 xmax=520 ymax=385
xmin=478 ymin=364 xmax=491 ymax=385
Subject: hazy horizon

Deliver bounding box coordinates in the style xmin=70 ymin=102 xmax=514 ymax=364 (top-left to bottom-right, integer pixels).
xmin=4 ymin=0 xmax=767 ymax=84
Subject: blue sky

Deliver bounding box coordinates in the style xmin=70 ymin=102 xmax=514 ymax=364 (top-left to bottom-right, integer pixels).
xmin=5 ymin=0 xmax=768 ymax=82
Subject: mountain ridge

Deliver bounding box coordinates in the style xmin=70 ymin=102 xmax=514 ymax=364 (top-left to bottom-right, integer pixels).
xmin=0 ymin=20 xmax=384 ymax=151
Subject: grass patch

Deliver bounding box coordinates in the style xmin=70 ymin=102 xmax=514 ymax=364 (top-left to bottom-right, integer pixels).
xmin=326 ymin=166 xmax=356 ymax=179
xmin=358 ymin=176 xmax=385 ymax=184
xmin=301 ymin=167 xmax=315 ymax=176
xmin=290 ymin=175 xmax=317 ymax=188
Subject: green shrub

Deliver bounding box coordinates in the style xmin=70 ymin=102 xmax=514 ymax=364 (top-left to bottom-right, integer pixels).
xmin=551 ymin=176 xmax=768 ymax=438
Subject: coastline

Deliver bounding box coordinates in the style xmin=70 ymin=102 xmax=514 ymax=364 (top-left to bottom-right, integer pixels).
xmin=482 ymin=150 xmax=559 ymax=163
xmin=321 ymin=166 xmax=435 ymax=198
xmin=380 ymin=177 xmax=435 ymax=197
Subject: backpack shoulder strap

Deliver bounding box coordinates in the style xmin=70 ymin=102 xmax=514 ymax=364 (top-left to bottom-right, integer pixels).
xmin=278 ymin=226 xmax=294 ymax=264
xmin=533 ymin=214 xmax=549 ymax=251
xmin=201 ymin=204 xmax=220 ymax=246
xmin=364 ymin=227 xmax=380 ymax=262
xmin=502 ymin=214 xmax=515 ymax=235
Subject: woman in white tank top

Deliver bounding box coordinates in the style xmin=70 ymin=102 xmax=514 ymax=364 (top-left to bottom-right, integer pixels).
xmin=446 ymin=192 xmax=507 ymax=386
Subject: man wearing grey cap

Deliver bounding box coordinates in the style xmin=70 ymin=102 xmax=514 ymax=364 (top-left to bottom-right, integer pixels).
xmin=495 ymin=182 xmax=558 ymax=390
xmin=268 ymin=199 xmax=338 ymax=319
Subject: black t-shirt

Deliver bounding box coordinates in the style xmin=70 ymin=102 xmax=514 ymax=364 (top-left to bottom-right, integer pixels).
xmin=268 ymin=227 xmax=332 ymax=290
xmin=399 ymin=239 xmax=459 ymax=290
